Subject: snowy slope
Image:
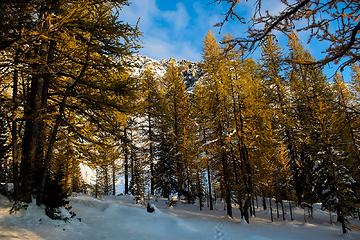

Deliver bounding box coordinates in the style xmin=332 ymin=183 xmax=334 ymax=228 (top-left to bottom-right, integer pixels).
xmin=1 ymin=194 xmax=360 ymax=240
xmin=129 ymin=55 xmax=204 ymax=91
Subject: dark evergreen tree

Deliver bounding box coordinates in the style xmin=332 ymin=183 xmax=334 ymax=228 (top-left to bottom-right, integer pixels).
xmin=0 ymin=109 xmax=9 ymax=183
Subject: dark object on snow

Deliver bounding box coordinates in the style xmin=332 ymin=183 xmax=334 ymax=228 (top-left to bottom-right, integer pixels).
xmin=167 ymin=198 xmax=177 ymax=208
xmin=300 ymin=202 xmax=312 ymax=209
xmin=45 ymin=207 xmax=63 ymax=220
xmin=147 ymin=203 xmax=155 ymax=213
xmin=300 ymin=202 xmax=313 ymax=222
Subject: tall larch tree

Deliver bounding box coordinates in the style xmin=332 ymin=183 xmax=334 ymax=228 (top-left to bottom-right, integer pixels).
xmin=201 ymin=31 xmax=233 ymax=218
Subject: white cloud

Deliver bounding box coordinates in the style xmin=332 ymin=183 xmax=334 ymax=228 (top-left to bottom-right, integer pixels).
xmin=162 ymin=3 xmax=189 ymax=32
xmin=119 ymin=0 xmax=230 ymax=61
xmin=120 ymin=0 xmax=158 ymax=29
xmin=143 ymin=36 xmax=200 ymax=61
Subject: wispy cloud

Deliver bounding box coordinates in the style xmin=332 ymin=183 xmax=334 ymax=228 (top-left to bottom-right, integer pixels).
xmin=162 ymin=3 xmax=189 ymax=32
xmin=119 ymin=0 xmax=286 ymax=61
xmin=120 ymin=0 xmax=230 ymax=61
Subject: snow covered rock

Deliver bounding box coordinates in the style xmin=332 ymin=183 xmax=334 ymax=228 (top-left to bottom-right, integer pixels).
xmin=146 ymin=202 xmax=155 ymax=213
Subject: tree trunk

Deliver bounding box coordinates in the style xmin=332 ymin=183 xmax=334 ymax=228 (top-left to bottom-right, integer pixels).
xmin=112 ymin=160 xmax=116 ymax=195
xmin=220 ymin=138 xmax=232 ymax=218
xmin=130 ymin=145 xmax=134 ymax=195
xmin=148 ymin=115 xmax=155 ymax=195
xmin=243 ymin=198 xmax=250 ymax=223
xmin=95 ymin=169 xmax=98 ymax=199
xmin=329 ymin=211 xmax=333 ymax=224
xmin=11 ymin=51 xmax=19 ymax=201
xmin=36 ymin=42 xmax=89 ymax=205
xmin=252 ymin=196 xmax=256 ymax=217
xmin=281 ymin=200 xmax=285 ymax=221
xmin=262 ymin=194 xmax=267 ymax=210
xmin=104 ymin=165 xmax=109 ymax=195
xmin=239 ymin=199 xmax=244 ymax=219
xmin=187 ymin=168 xmax=191 ymax=204
xmin=25 ymin=3 xmax=61 ymax=205
xmin=207 ymin=160 xmax=213 ymax=210
xmin=249 ymin=197 xmax=254 ymax=216
xmin=124 ymin=128 xmax=129 ymax=194
xmin=197 ymin=170 xmax=202 ymax=211
xmin=64 ymin=157 xmax=71 ymax=194
xmin=269 ymin=197 xmax=273 ymax=222
xmin=337 ymin=207 xmax=347 ymax=234
xmin=20 ymin=69 xmax=48 ymax=203
xmin=289 ymin=201 xmax=294 ymax=221
xmin=203 ymin=129 xmax=213 ymax=210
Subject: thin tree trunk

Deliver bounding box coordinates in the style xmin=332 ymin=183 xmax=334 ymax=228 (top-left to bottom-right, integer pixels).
xmin=187 ymin=168 xmax=191 ymax=204
xmin=270 ymin=197 xmax=273 ymax=222
xmin=244 ymin=198 xmax=250 ymax=223
xmin=281 ymin=200 xmax=285 ymax=221
xmin=239 ymin=199 xmax=244 ymax=220
xmin=95 ymin=169 xmax=98 ymax=199
xmin=64 ymin=157 xmax=70 ymax=194
xmin=124 ymin=127 xmax=129 ymax=194
xmin=249 ymin=198 xmax=253 ymax=216
xmin=104 ymin=165 xmax=109 ymax=195
xmin=11 ymin=51 xmax=19 ymax=201
xmin=330 ymin=211 xmax=333 ymax=224
xmin=252 ymin=196 xmax=256 ymax=217
xmin=289 ymin=200 xmax=294 ymax=221
xmin=262 ymin=194 xmax=267 ymax=210
xmin=197 ymin=170 xmax=202 ymax=211
xmin=207 ymin=161 xmax=213 ymax=210
xmin=220 ymin=138 xmax=232 ymax=218
xmin=130 ymin=145 xmax=134 ymax=195
xmin=203 ymin=129 xmax=213 ymax=210
xmin=148 ymin=115 xmax=154 ymax=195
xmin=112 ymin=160 xmax=116 ymax=196
xmin=230 ymin=82 xmax=253 ymax=221
xmin=337 ymin=207 xmax=347 ymax=234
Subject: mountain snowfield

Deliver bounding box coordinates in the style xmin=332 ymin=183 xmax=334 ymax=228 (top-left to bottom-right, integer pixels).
xmin=1 ymin=193 xmax=360 ymax=240
xmin=129 ymin=55 xmax=203 ymax=91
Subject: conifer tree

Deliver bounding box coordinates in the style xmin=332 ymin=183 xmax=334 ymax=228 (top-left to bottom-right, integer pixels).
xmin=200 ymin=31 xmax=233 ymax=218
xmin=0 ymin=0 xmax=139 ymax=209
xmin=193 ymin=78 xmax=214 ymax=210
xmin=260 ymin=35 xmax=296 ymax=206
xmin=139 ymin=68 xmax=162 ymax=195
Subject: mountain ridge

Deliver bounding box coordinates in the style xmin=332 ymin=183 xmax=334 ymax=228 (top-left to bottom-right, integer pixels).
xmin=130 ymin=55 xmax=204 ymax=91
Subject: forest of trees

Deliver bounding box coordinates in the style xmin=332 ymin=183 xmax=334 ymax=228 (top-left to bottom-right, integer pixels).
xmin=0 ymin=0 xmax=359 ymax=235
xmin=0 ymin=0 xmax=139 ymax=210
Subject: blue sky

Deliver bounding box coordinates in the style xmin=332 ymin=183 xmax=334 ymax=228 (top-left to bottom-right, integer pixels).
xmin=121 ymin=0 xmax=352 ymax=80
xmin=121 ymin=0 xmax=240 ymax=61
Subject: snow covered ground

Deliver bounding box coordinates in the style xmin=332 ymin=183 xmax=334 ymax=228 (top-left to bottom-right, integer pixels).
xmin=1 ymin=194 xmax=360 ymax=240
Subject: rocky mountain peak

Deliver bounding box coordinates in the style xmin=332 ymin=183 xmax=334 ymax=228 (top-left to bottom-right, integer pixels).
xmin=129 ymin=55 xmax=204 ymax=91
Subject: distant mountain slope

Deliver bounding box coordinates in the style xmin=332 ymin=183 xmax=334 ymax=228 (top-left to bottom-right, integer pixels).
xmin=130 ymin=55 xmax=204 ymax=91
